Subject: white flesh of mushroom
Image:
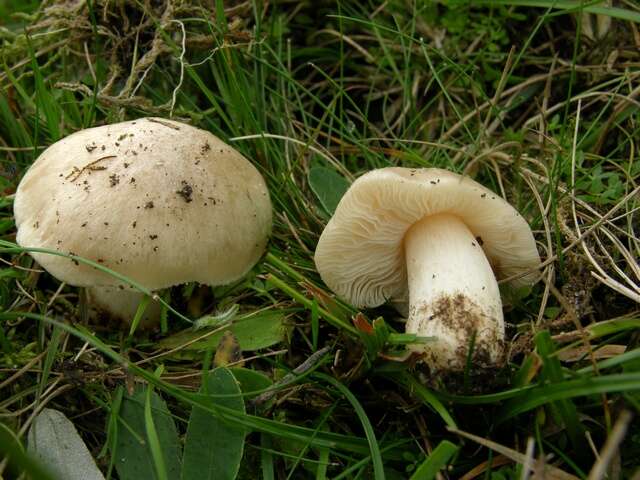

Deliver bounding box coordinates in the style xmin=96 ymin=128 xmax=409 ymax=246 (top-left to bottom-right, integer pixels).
xmin=404 ymin=213 xmax=504 ymax=371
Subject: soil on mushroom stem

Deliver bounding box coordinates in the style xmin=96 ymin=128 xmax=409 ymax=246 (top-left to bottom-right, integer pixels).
xmin=410 ymin=292 xmax=508 ymax=392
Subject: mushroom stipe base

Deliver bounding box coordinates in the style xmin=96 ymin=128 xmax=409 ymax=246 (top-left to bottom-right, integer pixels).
xmin=405 ymin=214 xmax=505 ymax=371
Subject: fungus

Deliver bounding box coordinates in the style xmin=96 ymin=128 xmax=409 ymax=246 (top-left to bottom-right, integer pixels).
xmin=14 ymin=117 xmax=272 ymax=326
xmin=314 ymin=167 xmax=540 ymax=371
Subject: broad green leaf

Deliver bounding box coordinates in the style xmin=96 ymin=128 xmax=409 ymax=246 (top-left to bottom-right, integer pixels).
xmin=230 ymin=367 xmax=273 ymax=397
xmin=28 ymin=409 xmax=104 ymax=480
xmin=159 ymin=310 xmax=287 ymax=352
xmin=409 ymin=441 xmax=458 ymax=480
xmin=112 ymin=387 xmax=181 ymax=480
xmin=308 ymin=167 xmax=350 ymax=215
xmin=181 ymin=368 xmax=246 ymax=480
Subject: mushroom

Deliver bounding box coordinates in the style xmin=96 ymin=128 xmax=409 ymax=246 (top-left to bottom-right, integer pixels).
xmin=14 ymin=117 xmax=272 ymax=326
xmin=314 ymin=167 xmax=540 ymax=371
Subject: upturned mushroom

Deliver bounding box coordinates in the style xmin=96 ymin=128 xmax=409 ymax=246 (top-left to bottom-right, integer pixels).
xmin=314 ymin=167 xmax=540 ymax=371
xmin=14 ymin=117 xmax=272 ymax=325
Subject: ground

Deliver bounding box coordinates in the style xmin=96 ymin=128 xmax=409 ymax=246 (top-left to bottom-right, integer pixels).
xmin=0 ymin=1 xmax=639 ymax=479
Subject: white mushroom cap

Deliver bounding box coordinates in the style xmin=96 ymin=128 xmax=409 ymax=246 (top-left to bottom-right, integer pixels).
xmin=14 ymin=118 xmax=272 ymax=293
xmin=315 ymin=167 xmax=540 ymax=308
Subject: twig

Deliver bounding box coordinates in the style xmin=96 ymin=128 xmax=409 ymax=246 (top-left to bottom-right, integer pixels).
xmin=65 ymin=155 xmax=116 ymax=182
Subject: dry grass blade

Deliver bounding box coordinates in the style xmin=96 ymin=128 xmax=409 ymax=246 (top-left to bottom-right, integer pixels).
xmin=570 ymin=101 xmax=640 ymax=303
xmin=447 ymin=427 xmax=580 ymax=480
xmin=587 ymin=411 xmax=633 ymax=480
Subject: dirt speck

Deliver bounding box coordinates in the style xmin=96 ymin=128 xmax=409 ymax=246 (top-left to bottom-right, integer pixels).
xmin=85 ymin=143 xmax=97 ymax=152
xmin=176 ymin=181 xmax=193 ymax=203
xmin=476 ymin=236 xmax=484 ymax=246
xmin=109 ymin=174 xmax=120 ymax=187
xmin=149 ymin=234 xmax=158 ymax=240
xmin=145 ymin=201 xmax=154 ymax=209
xmin=201 ymin=142 xmax=211 ymax=154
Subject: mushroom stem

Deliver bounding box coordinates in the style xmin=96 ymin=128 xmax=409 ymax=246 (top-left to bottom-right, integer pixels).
xmin=87 ymin=286 xmax=162 ymax=328
xmin=404 ymin=214 xmax=504 ymax=371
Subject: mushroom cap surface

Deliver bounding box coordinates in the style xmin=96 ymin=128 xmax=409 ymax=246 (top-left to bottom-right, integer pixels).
xmin=314 ymin=167 xmax=540 ymax=308
xmin=14 ymin=117 xmax=272 ymax=290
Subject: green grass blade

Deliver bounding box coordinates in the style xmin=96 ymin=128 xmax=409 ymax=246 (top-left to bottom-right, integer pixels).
xmin=409 ymin=440 xmax=459 ymax=480
xmin=315 ymin=373 xmax=385 ymax=480
xmin=0 ymin=422 xmax=56 ymax=480
xmin=145 ymin=382 xmax=170 ymax=480
xmin=37 ymin=324 xmax=63 ymax=401
xmin=534 ymin=331 xmax=586 ymax=454
xmin=390 ymin=372 xmax=457 ymax=429
xmin=497 ymin=372 xmax=640 ymax=421
xmin=464 ymin=0 xmax=640 ymax=23
xmin=260 ymin=434 xmax=275 ymax=480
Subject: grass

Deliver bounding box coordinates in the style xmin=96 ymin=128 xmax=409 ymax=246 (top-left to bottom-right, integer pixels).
xmin=1 ymin=0 xmax=639 ymax=478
